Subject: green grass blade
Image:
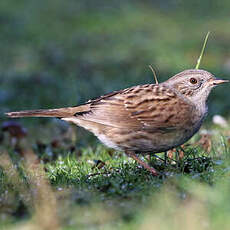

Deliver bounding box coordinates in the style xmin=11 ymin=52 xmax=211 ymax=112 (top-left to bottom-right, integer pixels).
xmin=195 ymin=32 xmax=210 ymax=69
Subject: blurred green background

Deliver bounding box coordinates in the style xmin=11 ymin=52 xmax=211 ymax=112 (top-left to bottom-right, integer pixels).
xmin=0 ymin=1 xmax=230 ymax=229
xmin=0 ymin=0 xmax=229 ymax=122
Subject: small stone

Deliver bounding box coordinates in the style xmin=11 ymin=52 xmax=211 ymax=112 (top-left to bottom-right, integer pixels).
xmin=212 ymin=115 xmax=228 ymax=128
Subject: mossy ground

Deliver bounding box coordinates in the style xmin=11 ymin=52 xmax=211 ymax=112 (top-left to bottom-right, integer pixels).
xmin=0 ymin=0 xmax=230 ymax=229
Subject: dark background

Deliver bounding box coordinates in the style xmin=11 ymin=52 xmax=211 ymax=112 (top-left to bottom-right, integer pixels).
xmin=0 ymin=2 xmax=230 ymax=228
xmin=0 ymin=0 xmax=229 ymax=127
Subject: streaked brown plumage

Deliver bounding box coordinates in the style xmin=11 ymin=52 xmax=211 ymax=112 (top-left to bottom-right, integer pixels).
xmin=6 ymin=69 xmax=229 ymax=175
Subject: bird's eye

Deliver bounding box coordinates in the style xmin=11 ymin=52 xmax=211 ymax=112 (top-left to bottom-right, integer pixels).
xmin=190 ymin=77 xmax=197 ymax=84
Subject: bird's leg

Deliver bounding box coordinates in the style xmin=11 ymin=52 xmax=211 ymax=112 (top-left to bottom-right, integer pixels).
xmin=178 ymin=145 xmax=186 ymax=159
xmin=146 ymin=154 xmax=151 ymax=162
xmin=125 ymin=151 xmax=158 ymax=176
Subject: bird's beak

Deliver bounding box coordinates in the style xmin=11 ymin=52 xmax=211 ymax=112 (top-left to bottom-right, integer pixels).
xmin=211 ymin=78 xmax=229 ymax=86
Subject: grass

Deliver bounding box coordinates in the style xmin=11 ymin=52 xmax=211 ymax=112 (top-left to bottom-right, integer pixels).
xmin=0 ymin=0 xmax=230 ymax=229
xmin=0 ymin=123 xmax=230 ymax=229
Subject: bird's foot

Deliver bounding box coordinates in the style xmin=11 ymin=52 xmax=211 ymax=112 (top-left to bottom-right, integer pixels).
xmin=125 ymin=151 xmax=158 ymax=176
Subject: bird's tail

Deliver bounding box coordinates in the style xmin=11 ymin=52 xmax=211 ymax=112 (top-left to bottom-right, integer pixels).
xmin=5 ymin=105 xmax=89 ymax=118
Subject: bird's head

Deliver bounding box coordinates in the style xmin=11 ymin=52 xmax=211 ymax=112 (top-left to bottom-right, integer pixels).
xmin=165 ymin=69 xmax=229 ymax=105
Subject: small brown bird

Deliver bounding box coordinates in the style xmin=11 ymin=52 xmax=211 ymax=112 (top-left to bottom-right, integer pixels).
xmin=6 ymin=69 xmax=229 ymax=175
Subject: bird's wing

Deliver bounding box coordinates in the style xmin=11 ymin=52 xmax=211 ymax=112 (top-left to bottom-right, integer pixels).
xmin=77 ymin=84 xmax=195 ymax=131
xmin=124 ymin=84 xmax=195 ymax=131
xmin=77 ymin=87 xmax=140 ymax=129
